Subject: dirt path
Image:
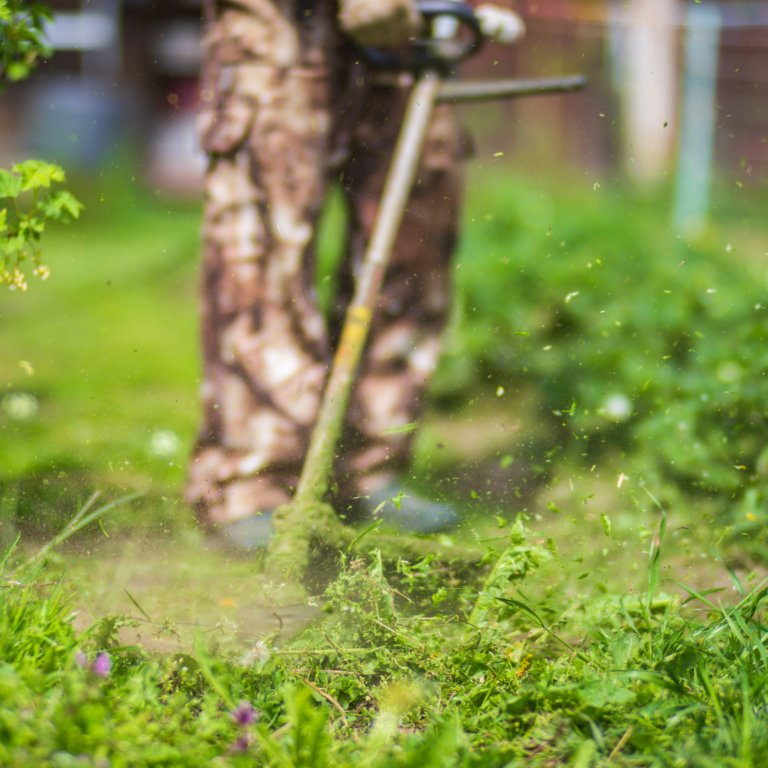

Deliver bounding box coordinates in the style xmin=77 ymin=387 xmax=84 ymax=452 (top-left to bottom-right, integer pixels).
xmin=62 ymin=533 xmax=321 ymax=654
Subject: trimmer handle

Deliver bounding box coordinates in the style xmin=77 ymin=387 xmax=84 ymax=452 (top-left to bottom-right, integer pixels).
xmin=360 ymin=0 xmax=484 ymax=72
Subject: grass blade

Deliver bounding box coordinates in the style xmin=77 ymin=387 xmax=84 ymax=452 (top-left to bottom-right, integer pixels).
xmin=125 ymin=589 xmax=154 ymax=623
xmin=193 ymin=631 xmax=234 ymax=708
xmin=493 ymin=595 xmax=597 ymax=665
xmin=346 ymin=519 xmax=383 ymax=553
xmin=17 ymin=491 xmax=143 ymax=573
xmin=673 ymin=580 xmax=721 ymax=612
xmin=644 ymin=487 xmax=668 ymax=618
xmin=0 ymin=532 xmax=21 ymax=572
xmin=708 ymin=545 xmax=744 ymax=598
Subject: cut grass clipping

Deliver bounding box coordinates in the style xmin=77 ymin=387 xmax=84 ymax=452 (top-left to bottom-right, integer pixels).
xmin=2 ymin=495 xmax=768 ymax=766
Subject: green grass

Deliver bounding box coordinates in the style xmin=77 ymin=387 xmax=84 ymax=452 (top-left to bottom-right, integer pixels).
xmin=3 ymin=501 xmax=768 ymax=767
xmin=0 ymin=169 xmax=201 ymax=529
xmin=3 ymin=164 xmax=768 ymax=764
xmin=436 ymin=172 xmax=768 ymax=505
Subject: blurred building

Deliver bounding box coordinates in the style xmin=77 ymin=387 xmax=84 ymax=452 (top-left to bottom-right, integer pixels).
xmin=2 ymin=0 xmax=206 ymax=191
xmin=3 ymin=0 xmax=768 ymax=201
xmin=481 ymin=0 xmax=768 ymax=194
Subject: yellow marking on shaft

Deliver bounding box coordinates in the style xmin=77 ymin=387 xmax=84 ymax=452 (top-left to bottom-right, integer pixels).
xmin=332 ymin=306 xmax=372 ymax=366
xmin=347 ymin=306 xmax=372 ymax=325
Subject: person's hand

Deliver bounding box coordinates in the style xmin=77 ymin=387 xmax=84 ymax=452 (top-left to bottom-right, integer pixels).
xmin=474 ymin=5 xmax=525 ymax=44
xmin=338 ymin=0 xmax=422 ymax=48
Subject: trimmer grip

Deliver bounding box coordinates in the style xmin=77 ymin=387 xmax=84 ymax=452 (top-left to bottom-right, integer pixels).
xmin=360 ymin=0 xmax=484 ymax=72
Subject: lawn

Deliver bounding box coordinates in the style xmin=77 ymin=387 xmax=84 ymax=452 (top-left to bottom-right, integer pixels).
xmin=2 ymin=163 xmax=768 ymax=766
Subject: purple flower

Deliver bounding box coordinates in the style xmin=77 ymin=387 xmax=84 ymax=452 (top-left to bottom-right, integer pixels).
xmin=75 ymin=650 xmax=110 ymax=678
xmin=231 ymin=734 xmax=252 ymax=753
xmin=230 ymin=700 xmax=258 ymax=726
xmin=92 ymin=653 xmax=111 ymax=678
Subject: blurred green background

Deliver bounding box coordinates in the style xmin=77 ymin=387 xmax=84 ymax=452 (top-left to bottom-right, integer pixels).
xmin=2 ymin=157 xmax=768 ymax=564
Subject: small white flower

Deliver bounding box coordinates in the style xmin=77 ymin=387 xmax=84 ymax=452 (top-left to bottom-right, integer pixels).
xmin=239 ymin=640 xmax=271 ymax=667
xmin=148 ymin=429 xmax=181 ymax=457
xmin=1 ymin=392 xmax=39 ymax=421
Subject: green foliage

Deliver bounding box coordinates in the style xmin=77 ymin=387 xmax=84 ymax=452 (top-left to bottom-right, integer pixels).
xmin=0 ymin=0 xmax=52 ymax=84
xmin=0 ymin=175 xmax=200 ymax=529
xmin=5 ymin=512 xmax=768 ymax=766
xmin=469 ymin=517 xmax=550 ymax=628
xmin=255 ymin=685 xmax=331 ymax=768
xmin=324 ymin=552 xmax=399 ymax=646
xmin=442 ymin=175 xmax=768 ymax=508
xmin=0 ymin=579 xmax=78 ymax=691
xmin=0 ymin=4 xmax=83 ymax=294
xmin=1 ymin=161 xmax=83 ymax=291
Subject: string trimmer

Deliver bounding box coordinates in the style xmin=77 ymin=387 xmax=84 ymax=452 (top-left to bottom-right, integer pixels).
xmin=260 ymin=1 xmax=586 ymax=603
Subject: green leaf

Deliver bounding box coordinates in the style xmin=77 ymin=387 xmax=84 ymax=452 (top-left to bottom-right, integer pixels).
xmin=493 ymin=595 xmax=595 ymax=664
xmin=610 ymin=632 xmax=641 ymax=667
xmin=600 ymin=513 xmax=612 ymax=537
xmin=193 ymin=632 xmax=234 ymax=708
xmin=616 ymin=669 xmax=686 ymax=694
xmin=570 ymin=740 xmax=597 ymax=768
xmin=672 ymin=580 xmax=721 ymax=611
xmin=12 ymin=160 xmax=65 ymax=191
xmin=0 ymin=168 xmax=22 ymax=198
xmin=27 ymin=215 xmax=45 ymax=234
xmin=16 ymin=218 xmax=34 ymax=238
xmin=578 ymin=678 xmax=635 ymax=709
xmin=42 ymin=191 xmax=84 ymax=221
xmin=1 ymin=231 xmax=25 ymax=254
xmin=469 ymin=520 xmax=551 ymax=627
xmin=0 ymin=1 xmax=10 ymax=23
xmin=546 ymin=537 xmax=558 ymax=559
xmin=124 ymin=589 xmax=153 ymax=623
xmin=283 ymin=684 xmax=330 ymax=767
xmin=0 ymin=208 xmax=6 ymax=234
xmin=380 ymin=422 xmax=418 ymax=435
xmin=6 ymin=61 xmax=31 ymax=82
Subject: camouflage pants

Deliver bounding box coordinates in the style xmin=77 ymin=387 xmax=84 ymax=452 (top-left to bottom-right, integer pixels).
xmin=187 ymin=0 xmax=463 ymax=526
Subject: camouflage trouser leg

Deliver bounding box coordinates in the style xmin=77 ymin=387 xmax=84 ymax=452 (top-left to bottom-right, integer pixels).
xmin=186 ymin=2 xmax=462 ymax=527
xmin=187 ymin=0 xmax=335 ymax=526
xmin=334 ymin=84 xmax=462 ymax=498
